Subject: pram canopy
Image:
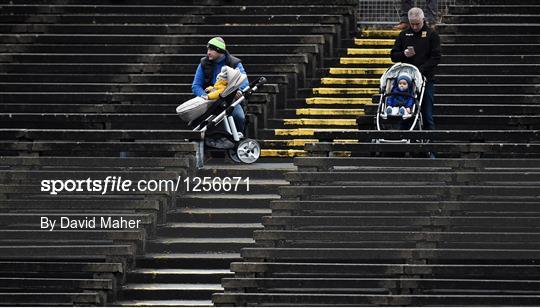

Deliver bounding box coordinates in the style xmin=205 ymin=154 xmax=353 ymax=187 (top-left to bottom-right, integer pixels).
xmin=176 ymin=66 xmax=247 ymax=122
xmin=379 ymin=63 xmax=424 ymax=94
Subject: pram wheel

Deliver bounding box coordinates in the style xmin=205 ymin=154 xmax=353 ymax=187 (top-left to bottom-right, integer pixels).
xmin=227 ymin=148 xmax=241 ymax=163
xmin=234 ymin=138 xmax=261 ymax=164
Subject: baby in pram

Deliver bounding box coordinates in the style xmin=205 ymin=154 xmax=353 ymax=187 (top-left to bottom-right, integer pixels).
xmin=202 ymin=66 xmax=230 ymax=101
xmin=384 ymin=74 xmax=414 ymax=119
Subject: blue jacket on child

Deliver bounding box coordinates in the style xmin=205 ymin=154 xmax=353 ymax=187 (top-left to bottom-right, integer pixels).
xmin=386 ymin=75 xmax=415 ymax=109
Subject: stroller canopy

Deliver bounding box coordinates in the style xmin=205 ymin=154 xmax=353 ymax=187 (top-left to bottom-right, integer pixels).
xmin=380 ymin=63 xmax=424 ymax=94
xmin=219 ymin=66 xmax=248 ymax=97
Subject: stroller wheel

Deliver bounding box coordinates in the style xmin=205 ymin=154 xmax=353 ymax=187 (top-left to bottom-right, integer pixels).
xmin=227 ymin=148 xmax=241 ymax=163
xmin=236 ymin=139 xmax=261 ymax=164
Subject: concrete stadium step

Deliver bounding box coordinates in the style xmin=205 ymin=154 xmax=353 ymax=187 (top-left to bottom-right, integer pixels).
xmin=213 ymin=293 xmax=540 ymax=306
xmin=179 ymin=194 xmax=279 ymax=209
xmin=436 ymin=75 xmax=539 ymax=84
xmin=441 ymin=34 xmax=540 ymax=44
xmin=259 ymin=128 xmax=358 ymax=140
xmin=440 ymin=55 xmax=540 ymax=65
xmin=0 ymin=24 xmax=338 ymax=36
xmin=434 ymin=94 xmax=540 ymax=105
xmin=197 ymin=162 xmax=295 ymax=179
xmin=277 ymin=108 xmax=365 ymax=117
xmin=147 ymin=238 xmax=255 ymax=253
xmin=0 ymin=14 xmax=204 ymax=25
xmin=444 ymin=14 xmax=540 ymax=24
xmin=270 ymin=119 xmax=357 ymax=129
xmin=0 ymin=92 xmax=272 ymax=105
xmin=157 ymin=223 xmax=263 ymax=238
xmin=115 ymin=299 xmax=213 ymax=307
xmin=0 ymin=74 xmax=287 ymax=93
xmin=441 ymin=44 xmax=540 ymax=55
xmin=136 ymin=253 xmax=241 ymax=269
xmin=0 ymin=44 xmax=320 ymax=56
xmin=449 ymin=5 xmax=540 ymax=15
xmin=0 ymin=103 xmax=264 ymax=115
xmin=165 ymin=208 xmax=272 ymax=224
xmin=0 ymin=54 xmax=310 ymax=65
xmin=121 ymin=283 xmax=222 ymax=300
xmin=0 ymin=14 xmax=345 ymax=28
xmin=0 ymin=34 xmax=326 ymax=46
xmin=438 ymin=64 xmax=540 ymax=75
xmin=0 ymin=62 xmax=301 ymax=76
xmin=127 ymin=268 xmax=233 ymax=284
xmin=0 ymin=5 xmax=356 ymax=16
xmin=1 ymin=292 xmax=105 ymax=306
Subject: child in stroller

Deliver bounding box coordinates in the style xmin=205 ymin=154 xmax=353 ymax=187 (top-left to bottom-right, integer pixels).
xmin=376 ymin=63 xmax=425 ymax=132
xmin=383 ymin=74 xmax=414 ymax=119
xmin=176 ymin=66 xmax=266 ymax=164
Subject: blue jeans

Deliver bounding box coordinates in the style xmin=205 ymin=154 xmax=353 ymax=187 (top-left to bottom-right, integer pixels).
xmin=422 ymin=80 xmax=435 ymax=130
xmin=231 ymin=104 xmax=245 ymax=133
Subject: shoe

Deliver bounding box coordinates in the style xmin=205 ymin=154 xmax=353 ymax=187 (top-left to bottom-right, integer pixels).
xmin=393 ymin=22 xmax=409 ymax=30
xmin=399 ymin=107 xmax=406 ymax=115
xmin=385 ymin=106 xmax=393 ymax=115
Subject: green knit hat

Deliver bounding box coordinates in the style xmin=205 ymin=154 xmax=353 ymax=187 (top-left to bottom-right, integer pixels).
xmin=207 ymin=37 xmax=227 ymax=53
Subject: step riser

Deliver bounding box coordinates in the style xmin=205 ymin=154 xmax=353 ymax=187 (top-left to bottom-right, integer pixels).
xmin=179 ymin=198 xmax=272 ymax=209
xmin=126 ymin=272 xmax=232 ymax=284
xmin=166 ymin=213 xmax=268 ymax=223
xmin=441 ymin=46 xmax=540 ymax=55
xmin=157 ymin=227 xmax=259 ymax=238
xmin=439 ymin=66 xmax=540 ymax=75
xmin=450 ymin=7 xmax=540 ymax=15
xmin=444 ymin=16 xmax=540 ymax=24
xmin=441 ymin=56 xmax=539 ymax=65
xmin=147 ymin=242 xmax=254 ymax=253
xmin=136 ymin=258 xmax=240 ymax=269
xmin=121 ymin=289 xmax=218 ymax=301
xmin=196 ymin=169 xmax=286 ymax=179
xmin=441 ymin=36 xmax=540 ymax=44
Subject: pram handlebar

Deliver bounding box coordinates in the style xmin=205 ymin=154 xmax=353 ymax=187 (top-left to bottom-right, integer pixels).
xmin=242 ymin=77 xmax=266 ymax=98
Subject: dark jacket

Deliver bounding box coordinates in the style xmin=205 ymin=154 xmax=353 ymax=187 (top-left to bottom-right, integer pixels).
xmin=191 ymin=54 xmax=248 ymax=97
xmin=390 ymin=25 xmax=441 ymax=81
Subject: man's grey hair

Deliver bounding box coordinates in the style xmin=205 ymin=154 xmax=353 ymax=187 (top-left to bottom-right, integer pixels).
xmin=408 ymin=7 xmax=425 ymax=21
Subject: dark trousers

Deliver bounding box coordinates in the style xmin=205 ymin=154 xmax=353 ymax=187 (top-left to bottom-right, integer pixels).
xmin=421 ymin=80 xmax=435 ymax=130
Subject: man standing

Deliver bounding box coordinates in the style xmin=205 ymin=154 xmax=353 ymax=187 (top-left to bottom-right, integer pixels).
xmin=394 ymin=0 xmax=438 ymax=30
xmin=192 ymin=37 xmax=249 ymax=134
xmin=390 ymin=7 xmax=441 ymax=130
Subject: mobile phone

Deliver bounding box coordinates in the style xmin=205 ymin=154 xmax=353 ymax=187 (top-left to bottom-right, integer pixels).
xmin=407 ymin=46 xmax=415 ymax=53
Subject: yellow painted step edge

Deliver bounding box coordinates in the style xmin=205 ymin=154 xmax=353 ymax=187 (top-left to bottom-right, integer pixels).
xmin=340 ymin=58 xmax=393 ymax=65
xmin=321 ymin=77 xmax=379 ymax=85
xmin=296 ymin=108 xmax=365 ymax=116
xmin=283 ymin=118 xmax=357 ymax=126
xmin=329 ymin=68 xmax=388 ymax=75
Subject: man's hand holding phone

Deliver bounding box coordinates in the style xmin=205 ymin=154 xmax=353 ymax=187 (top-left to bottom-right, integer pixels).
xmin=404 ymin=46 xmax=416 ymax=58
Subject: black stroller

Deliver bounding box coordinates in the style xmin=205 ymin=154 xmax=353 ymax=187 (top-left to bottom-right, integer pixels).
xmin=177 ymin=69 xmax=266 ymax=164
